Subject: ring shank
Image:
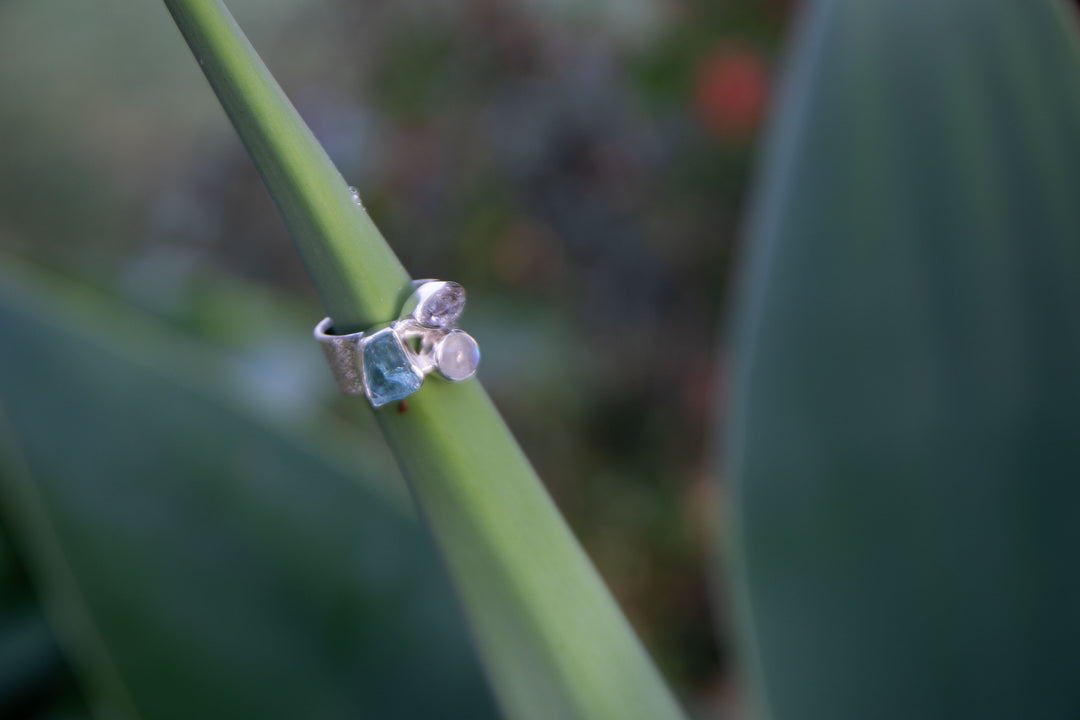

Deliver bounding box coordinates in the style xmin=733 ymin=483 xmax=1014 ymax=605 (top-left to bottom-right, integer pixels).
xmin=313 ymin=317 xmax=366 ymax=396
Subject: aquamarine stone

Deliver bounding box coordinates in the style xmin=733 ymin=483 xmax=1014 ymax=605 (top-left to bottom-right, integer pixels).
xmin=361 ymin=328 xmax=424 ymax=407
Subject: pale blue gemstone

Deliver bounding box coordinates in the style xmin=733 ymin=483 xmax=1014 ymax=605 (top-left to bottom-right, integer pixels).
xmin=362 ymin=329 xmax=423 ymax=407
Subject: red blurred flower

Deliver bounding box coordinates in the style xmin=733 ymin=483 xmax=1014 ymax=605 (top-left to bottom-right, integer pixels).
xmin=693 ymin=46 xmax=769 ymax=143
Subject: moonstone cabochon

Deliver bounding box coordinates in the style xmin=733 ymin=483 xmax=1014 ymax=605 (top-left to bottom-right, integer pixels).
xmin=434 ymin=330 xmax=480 ymax=381
xmin=361 ymin=328 xmax=424 ymax=407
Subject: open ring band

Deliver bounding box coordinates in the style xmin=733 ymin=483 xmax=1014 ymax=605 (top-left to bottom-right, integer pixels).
xmin=314 ymin=280 xmax=480 ymax=408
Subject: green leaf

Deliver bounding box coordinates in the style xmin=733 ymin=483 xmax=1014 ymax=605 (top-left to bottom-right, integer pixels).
xmin=724 ymin=0 xmax=1080 ymax=718
xmin=0 ymin=258 xmax=497 ymax=719
xmin=159 ymin=1 xmax=685 ymax=718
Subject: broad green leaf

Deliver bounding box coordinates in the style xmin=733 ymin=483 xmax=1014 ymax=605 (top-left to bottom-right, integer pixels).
xmin=159 ymin=2 xmax=686 ymax=718
xmin=0 ymin=258 xmax=497 ymax=719
xmin=0 ymin=606 xmax=78 ymax=716
xmin=724 ymin=1 xmax=1080 ymax=718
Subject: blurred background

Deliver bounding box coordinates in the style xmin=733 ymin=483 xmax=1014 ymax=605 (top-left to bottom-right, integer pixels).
xmin=0 ymin=0 xmax=793 ymax=717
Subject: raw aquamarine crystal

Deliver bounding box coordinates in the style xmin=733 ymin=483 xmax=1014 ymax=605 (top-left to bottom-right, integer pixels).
xmin=361 ymin=328 xmax=423 ymax=407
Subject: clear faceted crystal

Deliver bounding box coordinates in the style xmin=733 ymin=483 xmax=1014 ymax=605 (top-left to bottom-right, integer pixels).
xmin=415 ymin=282 xmax=466 ymax=328
xmin=435 ymin=330 xmax=480 ymax=381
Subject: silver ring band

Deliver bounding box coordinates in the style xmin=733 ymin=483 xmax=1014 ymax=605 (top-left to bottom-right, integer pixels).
xmin=314 ymin=280 xmax=480 ymax=407
xmin=313 ymin=317 xmax=367 ymax=397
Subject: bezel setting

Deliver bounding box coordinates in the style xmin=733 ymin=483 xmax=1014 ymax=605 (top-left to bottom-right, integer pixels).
xmin=359 ymin=327 xmax=425 ymax=408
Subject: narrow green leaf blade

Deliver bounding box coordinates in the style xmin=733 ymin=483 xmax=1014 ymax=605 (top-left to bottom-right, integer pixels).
xmin=162 ymin=0 xmax=410 ymax=332
xmin=159 ymin=2 xmax=685 ymax=718
xmin=725 ymin=0 xmax=1080 ymax=718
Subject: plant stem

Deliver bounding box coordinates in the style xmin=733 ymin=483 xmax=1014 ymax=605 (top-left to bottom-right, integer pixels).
xmin=162 ymin=1 xmax=687 ymax=718
xmin=163 ymin=0 xmax=409 ymax=333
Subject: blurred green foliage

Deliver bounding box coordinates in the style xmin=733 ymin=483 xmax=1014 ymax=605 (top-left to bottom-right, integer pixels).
xmin=0 ymin=526 xmax=87 ymax=718
xmin=726 ymin=0 xmax=1080 ymax=718
xmin=0 ymin=258 xmax=498 ymax=718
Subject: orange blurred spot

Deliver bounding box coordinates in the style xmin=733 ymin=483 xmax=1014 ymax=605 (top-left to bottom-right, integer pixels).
xmin=694 ymin=47 xmax=769 ymax=143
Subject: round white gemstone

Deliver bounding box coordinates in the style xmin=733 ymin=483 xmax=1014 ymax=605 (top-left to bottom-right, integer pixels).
xmin=415 ymin=282 xmax=465 ymax=328
xmin=435 ymin=331 xmax=480 ymax=381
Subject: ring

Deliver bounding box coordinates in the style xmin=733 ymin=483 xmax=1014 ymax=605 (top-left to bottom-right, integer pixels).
xmin=314 ymin=280 xmax=481 ymax=407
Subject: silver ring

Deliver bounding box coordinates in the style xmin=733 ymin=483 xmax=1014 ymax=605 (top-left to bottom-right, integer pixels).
xmin=314 ymin=280 xmax=480 ymax=407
